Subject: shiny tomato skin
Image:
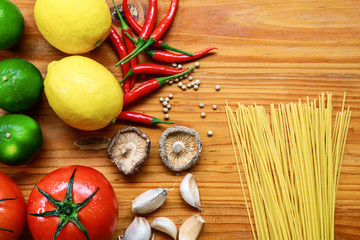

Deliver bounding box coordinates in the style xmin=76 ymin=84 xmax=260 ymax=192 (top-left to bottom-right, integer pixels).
xmin=26 ymin=165 xmax=118 ymax=240
xmin=0 ymin=171 xmax=26 ymax=240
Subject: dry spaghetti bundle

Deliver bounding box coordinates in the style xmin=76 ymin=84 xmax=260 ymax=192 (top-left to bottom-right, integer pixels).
xmin=226 ymin=93 xmax=351 ymax=240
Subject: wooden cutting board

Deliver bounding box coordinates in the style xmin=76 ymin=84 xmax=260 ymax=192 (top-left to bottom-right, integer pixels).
xmin=1 ymin=0 xmax=359 ymax=239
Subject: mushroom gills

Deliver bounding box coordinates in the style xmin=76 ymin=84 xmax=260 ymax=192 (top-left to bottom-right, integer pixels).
xmin=159 ymin=126 xmax=202 ymax=172
xmin=107 ymin=127 xmax=150 ymax=175
xmin=165 ymin=132 xmax=197 ymax=168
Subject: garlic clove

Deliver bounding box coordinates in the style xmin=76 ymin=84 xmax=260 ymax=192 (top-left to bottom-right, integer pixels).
xmin=124 ymin=217 xmax=151 ymax=240
xmin=132 ymin=188 xmax=170 ymax=214
xmin=180 ymin=173 xmax=202 ymax=211
xmin=179 ymin=215 xmax=205 ymax=240
xmin=151 ymin=217 xmax=178 ymax=240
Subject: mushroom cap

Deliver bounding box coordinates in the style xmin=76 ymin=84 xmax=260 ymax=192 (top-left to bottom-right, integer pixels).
xmin=107 ymin=127 xmax=150 ymax=175
xmin=159 ymin=126 xmax=202 ymax=172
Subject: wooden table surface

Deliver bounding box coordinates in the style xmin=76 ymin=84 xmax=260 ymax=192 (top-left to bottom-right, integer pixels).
xmin=1 ymin=0 xmax=360 ymax=239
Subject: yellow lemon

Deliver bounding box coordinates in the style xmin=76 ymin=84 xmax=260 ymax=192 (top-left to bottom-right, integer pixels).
xmin=34 ymin=0 xmax=111 ymax=54
xmin=44 ymin=56 xmax=123 ymax=130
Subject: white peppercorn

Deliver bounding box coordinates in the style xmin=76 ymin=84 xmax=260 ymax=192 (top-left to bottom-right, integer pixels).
xmin=199 ymin=103 xmax=204 ymax=108
xmin=215 ymin=85 xmax=221 ymax=91
xmin=194 ymin=85 xmax=199 ymax=90
xmin=195 ymin=80 xmax=200 ymax=85
xmin=159 ymin=97 xmax=164 ymax=103
xmin=181 ymin=85 xmax=186 ymax=90
xmin=208 ymin=130 xmax=213 ymax=136
xmin=194 ymin=62 xmax=200 ymax=68
xmin=201 ymin=112 xmax=206 ymax=118
xmin=163 ymin=101 xmax=168 ymax=107
xmin=168 ymin=93 xmax=173 ymax=99
xmin=188 ymin=76 xmax=193 ymax=81
xmin=213 ymin=105 xmax=217 ymax=110
xmin=163 ymin=108 xmax=169 ymax=113
xmin=164 ymin=114 xmax=169 ymax=120
xmin=166 ymin=104 xmax=171 ymax=109
xmin=165 ymin=97 xmax=170 ymax=102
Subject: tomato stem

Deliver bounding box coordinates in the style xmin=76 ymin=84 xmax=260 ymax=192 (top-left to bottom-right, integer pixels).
xmin=27 ymin=168 xmax=98 ymax=240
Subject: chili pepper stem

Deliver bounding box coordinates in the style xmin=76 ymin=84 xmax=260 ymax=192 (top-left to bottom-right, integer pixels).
xmin=160 ymin=42 xmax=193 ymax=56
xmin=120 ymin=38 xmax=156 ymax=65
xmin=157 ymin=66 xmax=194 ymax=86
xmin=125 ymin=32 xmax=138 ymax=45
xmin=120 ymin=69 xmax=134 ymax=84
xmin=116 ymin=38 xmax=147 ymax=66
xmin=112 ymin=0 xmax=130 ymax=30
xmin=151 ymin=117 xmax=174 ymax=124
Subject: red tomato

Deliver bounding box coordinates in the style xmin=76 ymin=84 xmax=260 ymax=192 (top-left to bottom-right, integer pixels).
xmin=0 ymin=171 xmax=26 ymax=240
xmin=26 ymin=165 xmax=118 ymax=240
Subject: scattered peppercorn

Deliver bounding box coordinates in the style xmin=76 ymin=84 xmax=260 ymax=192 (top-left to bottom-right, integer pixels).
xmin=188 ymin=76 xmax=193 ymax=81
xmin=195 ymin=62 xmax=200 ymax=68
xmin=195 ymin=80 xmax=200 ymax=85
xmin=215 ymin=85 xmax=221 ymax=91
xmin=159 ymin=97 xmax=164 ymax=102
xmin=194 ymin=85 xmax=199 ymax=90
xmin=187 ymin=83 xmax=192 ymax=88
xmin=191 ymin=82 xmax=195 ymax=86
xmin=213 ymin=105 xmax=217 ymax=110
xmin=178 ymin=82 xmax=183 ymax=87
xmin=175 ymin=78 xmax=179 ymax=82
xmin=164 ymin=114 xmax=170 ymax=120
xmin=177 ymin=64 xmax=183 ymax=69
xmin=165 ymin=97 xmax=170 ymax=102
xmin=163 ymin=108 xmax=169 ymax=113
xmin=168 ymin=93 xmax=173 ymax=99
xmin=208 ymin=130 xmax=213 ymax=136
xmin=163 ymin=101 xmax=168 ymax=106
xmin=167 ymin=104 xmax=171 ymax=109
xmin=201 ymin=112 xmax=206 ymax=118
xmin=199 ymin=103 xmax=204 ymax=108
xmin=181 ymin=85 xmax=187 ymax=90
xmin=168 ymin=80 xmax=173 ymax=85
xmin=172 ymin=63 xmax=177 ymax=68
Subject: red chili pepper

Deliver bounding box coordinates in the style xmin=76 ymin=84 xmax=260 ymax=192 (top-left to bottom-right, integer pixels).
xmin=144 ymin=47 xmax=218 ymax=63
xmin=120 ymin=64 xmax=190 ymax=84
xmin=112 ymin=0 xmax=137 ymax=90
xmin=121 ymin=0 xmax=157 ymax=65
xmin=122 ymin=0 xmax=192 ymax=56
xmin=117 ymin=111 xmax=174 ymax=125
xmin=119 ymin=0 xmax=180 ymax=65
xmin=108 ymin=26 xmax=131 ymax=93
xmin=123 ymin=66 xmax=193 ymax=106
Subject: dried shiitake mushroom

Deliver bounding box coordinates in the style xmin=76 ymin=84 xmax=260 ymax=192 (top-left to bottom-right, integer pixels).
xmin=107 ymin=127 xmax=150 ymax=175
xmin=159 ymin=126 xmax=202 ymax=172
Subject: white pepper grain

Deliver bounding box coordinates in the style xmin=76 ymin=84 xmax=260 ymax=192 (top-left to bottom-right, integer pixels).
xmin=201 ymin=112 xmax=206 ymax=118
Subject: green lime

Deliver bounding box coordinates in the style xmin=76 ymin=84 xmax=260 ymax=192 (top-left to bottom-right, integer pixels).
xmin=0 ymin=58 xmax=43 ymax=112
xmin=0 ymin=0 xmax=25 ymax=49
xmin=0 ymin=114 xmax=43 ymax=166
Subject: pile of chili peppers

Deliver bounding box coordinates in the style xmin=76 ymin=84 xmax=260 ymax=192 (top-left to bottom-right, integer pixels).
xmin=109 ymin=0 xmax=217 ymax=125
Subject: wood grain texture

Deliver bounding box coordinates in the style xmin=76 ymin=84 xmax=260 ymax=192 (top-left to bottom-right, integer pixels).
xmin=1 ymin=0 xmax=359 ymax=239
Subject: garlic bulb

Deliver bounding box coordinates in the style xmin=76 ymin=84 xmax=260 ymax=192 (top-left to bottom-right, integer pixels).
xmin=180 ymin=173 xmax=202 ymax=211
xmin=124 ymin=217 xmax=151 ymax=240
xmin=151 ymin=217 xmax=178 ymax=239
